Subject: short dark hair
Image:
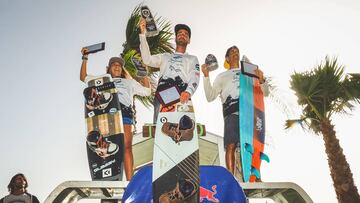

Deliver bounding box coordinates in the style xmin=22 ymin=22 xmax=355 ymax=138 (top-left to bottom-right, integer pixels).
xmin=225 ymin=46 xmax=239 ymax=57
xmin=175 ymin=24 xmax=191 ymax=39
xmin=8 ymin=173 xmax=28 ymax=194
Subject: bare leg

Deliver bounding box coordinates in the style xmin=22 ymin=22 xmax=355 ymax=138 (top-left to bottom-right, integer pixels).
xmin=153 ymin=97 xmax=160 ymax=124
xmin=226 ymin=143 xmax=236 ymax=174
xmin=123 ymin=124 xmax=134 ymax=181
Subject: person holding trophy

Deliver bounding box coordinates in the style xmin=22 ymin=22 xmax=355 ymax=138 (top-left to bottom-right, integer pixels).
xmin=201 ymin=45 xmax=266 ymax=175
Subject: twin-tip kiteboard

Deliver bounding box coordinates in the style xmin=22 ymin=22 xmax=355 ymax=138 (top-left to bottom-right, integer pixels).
xmin=152 ymin=101 xmax=200 ymax=203
xmin=83 ymin=74 xmax=124 ymax=181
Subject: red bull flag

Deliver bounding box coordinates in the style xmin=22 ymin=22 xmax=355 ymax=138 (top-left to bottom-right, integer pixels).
xmin=122 ymin=165 xmax=246 ymax=203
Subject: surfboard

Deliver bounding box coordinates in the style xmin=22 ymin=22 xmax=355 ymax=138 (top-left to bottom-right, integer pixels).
xmin=152 ymin=101 xmax=200 ymax=203
xmin=239 ymin=73 xmax=254 ymax=182
xmin=249 ymin=79 xmax=269 ymax=182
xmin=83 ymin=74 xmax=124 ymax=181
xmin=239 ymin=69 xmax=269 ymax=182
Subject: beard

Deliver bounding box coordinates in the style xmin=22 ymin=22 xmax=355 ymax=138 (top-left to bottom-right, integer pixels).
xmin=175 ymin=38 xmax=188 ymax=47
xmin=15 ymin=182 xmax=26 ymax=190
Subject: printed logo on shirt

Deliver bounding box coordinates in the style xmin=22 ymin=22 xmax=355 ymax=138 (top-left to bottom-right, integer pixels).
xmin=233 ymin=73 xmax=240 ymax=82
xmin=173 ymin=55 xmax=183 ymax=60
xmin=114 ymin=78 xmax=122 ymax=84
xmin=195 ymin=64 xmax=200 ymax=71
xmin=170 ymin=55 xmax=183 ymax=63
xmin=192 ymin=82 xmax=197 ymax=88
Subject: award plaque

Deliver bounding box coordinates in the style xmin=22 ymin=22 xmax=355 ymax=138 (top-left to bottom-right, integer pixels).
xmin=241 ymin=61 xmax=259 ymax=78
xmin=155 ymin=85 xmax=181 ymax=107
xmin=84 ymin=42 xmax=105 ymax=54
xmin=141 ymin=6 xmax=159 ymax=37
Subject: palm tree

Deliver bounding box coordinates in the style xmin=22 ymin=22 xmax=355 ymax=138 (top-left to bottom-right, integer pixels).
xmin=121 ymin=4 xmax=174 ymax=108
xmin=286 ymin=56 xmax=360 ymax=202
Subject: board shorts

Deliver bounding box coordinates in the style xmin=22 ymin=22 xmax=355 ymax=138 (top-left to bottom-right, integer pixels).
xmin=224 ymin=113 xmax=240 ymax=148
xmin=122 ymin=116 xmax=134 ymax=125
xmin=120 ymin=103 xmax=134 ymax=125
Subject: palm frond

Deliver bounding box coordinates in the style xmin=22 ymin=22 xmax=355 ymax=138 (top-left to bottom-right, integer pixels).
xmin=285 ymin=119 xmax=305 ymax=130
xmin=264 ymin=77 xmax=294 ymax=117
xmin=342 ymin=73 xmax=360 ymax=104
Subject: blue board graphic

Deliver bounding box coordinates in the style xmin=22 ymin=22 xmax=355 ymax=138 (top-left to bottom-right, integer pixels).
xmin=122 ymin=165 xmax=246 ymax=203
xmin=239 ymin=73 xmax=254 ymax=182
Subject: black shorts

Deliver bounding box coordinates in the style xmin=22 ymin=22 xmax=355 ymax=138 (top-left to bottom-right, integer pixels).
xmin=224 ymin=113 xmax=240 ymax=148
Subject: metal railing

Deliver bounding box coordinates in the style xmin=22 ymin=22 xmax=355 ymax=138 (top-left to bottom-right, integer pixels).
xmin=45 ymin=181 xmax=313 ymax=203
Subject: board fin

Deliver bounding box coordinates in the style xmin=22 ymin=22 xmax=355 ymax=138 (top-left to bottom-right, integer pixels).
xmin=260 ymin=152 xmax=270 ymax=163
xmin=251 ymin=167 xmax=261 ymax=179
xmin=245 ymin=143 xmax=254 ymax=154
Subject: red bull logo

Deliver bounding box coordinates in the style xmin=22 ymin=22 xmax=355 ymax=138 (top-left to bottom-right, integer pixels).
xmin=200 ymin=185 xmax=219 ymax=202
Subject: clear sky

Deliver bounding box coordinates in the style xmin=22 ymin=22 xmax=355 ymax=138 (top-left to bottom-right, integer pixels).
xmin=0 ymin=0 xmax=359 ymax=202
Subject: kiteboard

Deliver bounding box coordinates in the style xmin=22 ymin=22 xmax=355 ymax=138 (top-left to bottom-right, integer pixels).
xmin=142 ymin=123 xmax=206 ymax=137
xmin=152 ymin=101 xmax=200 ymax=203
xmin=83 ymin=74 xmax=124 ymax=181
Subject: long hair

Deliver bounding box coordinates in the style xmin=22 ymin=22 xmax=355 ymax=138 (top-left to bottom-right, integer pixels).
xmin=7 ymin=173 xmax=28 ymax=194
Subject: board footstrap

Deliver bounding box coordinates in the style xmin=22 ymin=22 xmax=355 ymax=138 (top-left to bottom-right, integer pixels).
xmin=142 ymin=123 xmax=206 ymax=137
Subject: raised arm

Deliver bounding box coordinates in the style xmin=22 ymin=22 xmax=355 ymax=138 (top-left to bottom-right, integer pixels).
xmin=202 ymin=64 xmax=221 ymax=102
xmin=133 ymin=76 xmax=151 ymax=97
xmin=80 ymin=48 xmax=89 ymax=82
xmin=138 ymin=18 xmax=162 ymax=68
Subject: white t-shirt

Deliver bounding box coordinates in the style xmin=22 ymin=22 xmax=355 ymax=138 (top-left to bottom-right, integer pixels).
xmin=113 ymin=77 xmax=151 ymax=107
xmin=139 ymin=34 xmax=200 ymax=95
xmin=84 ymin=75 xmax=151 ymax=108
xmin=203 ymin=68 xmax=268 ymax=104
xmin=203 ymin=69 xmax=241 ymax=104
xmin=204 ymin=68 xmax=267 ymax=117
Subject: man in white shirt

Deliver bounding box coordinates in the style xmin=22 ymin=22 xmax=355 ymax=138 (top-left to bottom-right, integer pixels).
xmin=139 ymin=18 xmax=200 ymax=122
xmin=202 ymin=46 xmax=266 ymax=175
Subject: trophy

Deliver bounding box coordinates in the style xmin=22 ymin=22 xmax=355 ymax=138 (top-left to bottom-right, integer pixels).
xmin=205 ymin=54 xmax=218 ymax=71
xmin=141 ymin=6 xmax=159 ymax=37
xmin=131 ymin=54 xmax=148 ymax=77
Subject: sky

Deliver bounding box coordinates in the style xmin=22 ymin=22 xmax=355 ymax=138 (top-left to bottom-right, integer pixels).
xmin=0 ymin=0 xmax=359 ymax=202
